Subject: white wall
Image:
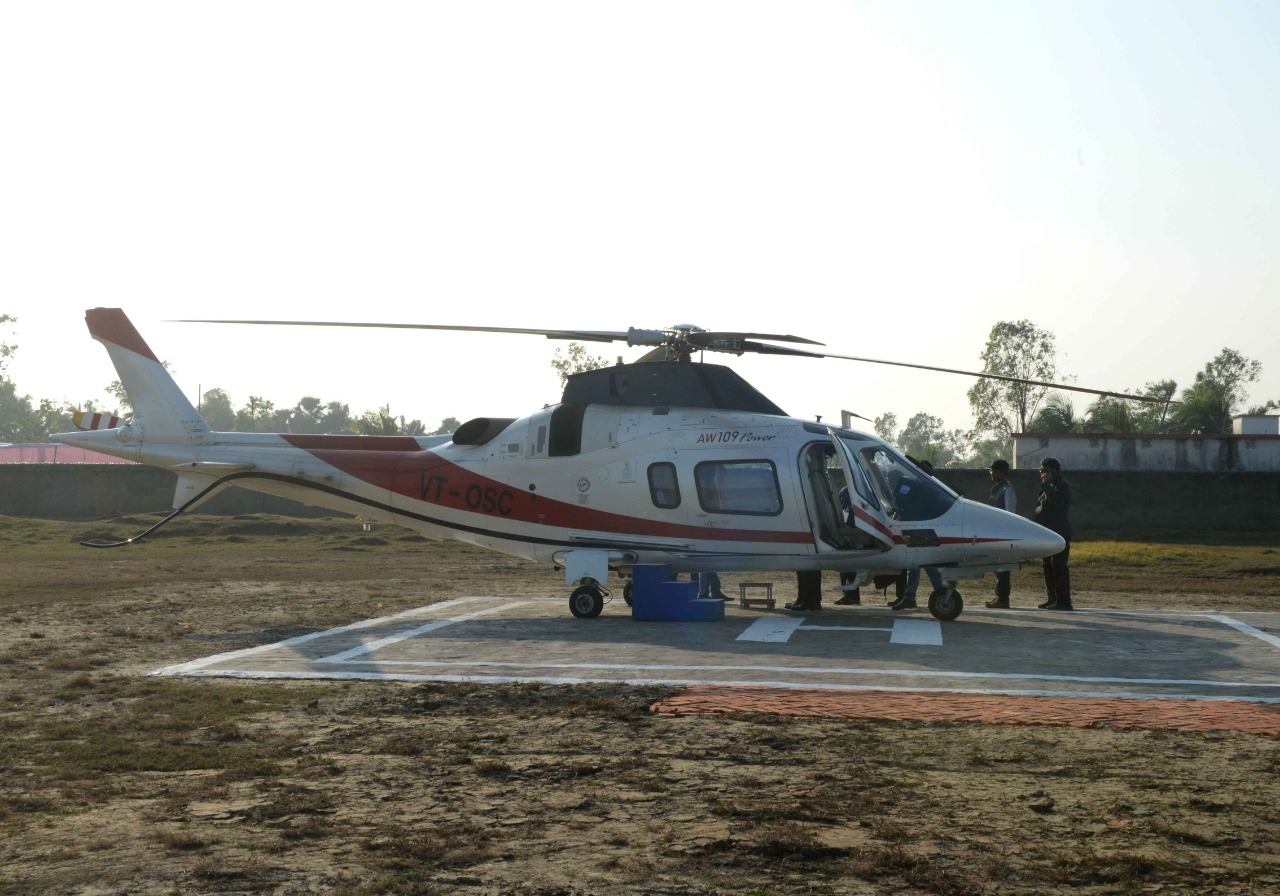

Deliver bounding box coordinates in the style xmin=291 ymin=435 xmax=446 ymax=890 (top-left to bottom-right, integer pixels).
xmin=1013 ymin=433 xmax=1280 ymax=472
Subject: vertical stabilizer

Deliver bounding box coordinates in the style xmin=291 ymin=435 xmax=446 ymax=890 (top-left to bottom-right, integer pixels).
xmin=85 ymin=308 xmax=211 ymax=442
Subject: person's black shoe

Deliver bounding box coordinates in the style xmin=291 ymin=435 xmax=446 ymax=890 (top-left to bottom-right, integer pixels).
xmin=889 ymin=597 xmax=917 ymax=611
xmin=1048 ymin=602 xmax=1074 ymax=611
xmin=985 ymin=598 xmax=1010 ymax=609
xmin=834 ymin=594 xmax=861 ymax=605
xmin=1038 ymin=599 xmax=1055 ymax=609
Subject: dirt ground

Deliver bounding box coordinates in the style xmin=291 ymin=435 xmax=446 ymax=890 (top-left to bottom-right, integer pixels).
xmin=2 ymin=514 xmax=1278 ymax=896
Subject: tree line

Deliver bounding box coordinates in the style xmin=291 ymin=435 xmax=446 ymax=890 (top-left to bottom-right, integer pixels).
xmin=892 ymin=320 xmax=1276 ymax=467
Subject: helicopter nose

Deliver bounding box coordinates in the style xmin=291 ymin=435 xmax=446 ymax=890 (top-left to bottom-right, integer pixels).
xmin=1004 ymin=510 xmax=1065 ymax=559
xmin=969 ymin=501 xmax=1065 ymax=560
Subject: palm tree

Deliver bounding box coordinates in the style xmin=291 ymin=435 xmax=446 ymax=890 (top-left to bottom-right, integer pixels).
xmin=356 ymin=405 xmax=401 ymax=436
xmin=1171 ymin=381 xmax=1232 ymax=434
xmin=356 ymin=405 xmax=425 ymax=436
xmin=1027 ymin=392 xmax=1077 ymax=433
xmin=1084 ymin=397 xmax=1134 ymax=433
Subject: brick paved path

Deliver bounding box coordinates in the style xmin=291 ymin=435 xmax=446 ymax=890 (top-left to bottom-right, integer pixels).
xmin=651 ymin=686 xmax=1280 ymax=735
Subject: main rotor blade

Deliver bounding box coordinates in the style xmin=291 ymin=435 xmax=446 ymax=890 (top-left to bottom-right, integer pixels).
xmin=175 ymin=318 xmax=1165 ymax=403
xmin=174 ymin=319 xmax=635 ymax=344
xmin=687 ymin=331 xmax=825 ymax=347
xmin=815 ymin=351 xmax=1172 ymax=404
xmin=175 ymin=320 xmax=826 ymax=351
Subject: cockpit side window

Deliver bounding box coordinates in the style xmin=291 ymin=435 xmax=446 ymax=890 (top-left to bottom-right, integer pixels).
xmin=647 ymin=462 xmax=681 ymax=509
xmin=856 ymin=445 xmax=957 ymax=521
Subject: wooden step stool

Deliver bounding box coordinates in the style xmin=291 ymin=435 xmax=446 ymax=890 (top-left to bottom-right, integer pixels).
xmin=738 ymin=581 xmax=775 ymax=609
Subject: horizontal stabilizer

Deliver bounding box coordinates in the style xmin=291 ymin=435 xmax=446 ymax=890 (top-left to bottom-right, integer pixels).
xmin=73 ymin=411 xmax=123 ymax=431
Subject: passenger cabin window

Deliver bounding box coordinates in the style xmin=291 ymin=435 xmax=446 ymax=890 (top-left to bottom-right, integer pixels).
xmin=647 ymin=462 xmax=681 ymax=509
xmin=695 ymin=460 xmax=782 ymax=516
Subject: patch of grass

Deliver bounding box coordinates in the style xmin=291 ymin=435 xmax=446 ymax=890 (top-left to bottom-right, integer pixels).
xmin=748 ymin=823 xmax=846 ymax=862
xmin=6 ymin=682 xmax=321 ymax=778
xmin=245 ymin=784 xmax=334 ymax=821
xmin=1050 ymin=847 xmax=1187 ymax=886
xmin=279 ymin=815 xmax=332 ymax=841
xmin=378 ymin=733 xmax=427 ymax=756
xmin=154 ymin=827 xmax=212 ymax=852
xmin=362 ymin=822 xmax=496 ymax=871
xmin=331 ymin=873 xmax=444 ymax=896
xmin=1149 ymin=819 xmax=1223 ymax=847
xmin=190 ymin=856 xmax=264 ymax=882
xmin=1063 ymin=539 xmax=1280 ymax=595
xmin=59 ymin=673 xmax=95 ymax=690
xmin=472 ymin=758 xmax=513 ymax=777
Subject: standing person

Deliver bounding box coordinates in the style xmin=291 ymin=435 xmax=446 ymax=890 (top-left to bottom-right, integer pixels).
xmin=697 ymin=571 xmax=728 ymax=601
xmin=787 ymin=569 xmax=824 ymax=612
xmin=834 ymin=487 xmax=862 ymax=605
xmin=985 ymin=459 xmax=1017 ymax=608
xmin=891 ymin=459 xmax=942 ymax=611
xmin=892 ymin=566 xmax=944 ymax=610
xmin=1035 ymin=457 xmax=1074 ymax=611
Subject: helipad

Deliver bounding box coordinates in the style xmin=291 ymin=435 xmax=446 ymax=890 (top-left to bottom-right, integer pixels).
xmin=152 ymin=597 xmax=1280 ymax=705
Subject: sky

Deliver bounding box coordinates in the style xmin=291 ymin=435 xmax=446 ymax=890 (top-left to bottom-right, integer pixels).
xmin=2 ymin=1 xmax=1278 ymax=438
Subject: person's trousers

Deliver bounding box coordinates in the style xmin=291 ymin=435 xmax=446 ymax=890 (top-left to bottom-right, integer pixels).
xmin=905 ymin=566 xmax=944 ymax=599
xmin=1042 ymin=539 xmax=1071 ymax=604
xmin=994 ymin=570 xmax=1011 ymax=601
xmin=795 ymin=569 xmax=823 ymax=609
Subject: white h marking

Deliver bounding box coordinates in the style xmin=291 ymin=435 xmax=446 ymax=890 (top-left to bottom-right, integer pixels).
xmin=736 ymin=617 xmax=943 ymax=645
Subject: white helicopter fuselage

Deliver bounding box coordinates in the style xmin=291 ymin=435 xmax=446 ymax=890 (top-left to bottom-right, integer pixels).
xmin=53 ymin=308 xmax=1064 ymax=619
xmin=57 ymin=400 xmax=1061 ymax=576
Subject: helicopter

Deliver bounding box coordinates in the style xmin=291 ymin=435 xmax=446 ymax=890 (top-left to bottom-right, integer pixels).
xmin=53 ymin=309 xmax=1158 ymax=622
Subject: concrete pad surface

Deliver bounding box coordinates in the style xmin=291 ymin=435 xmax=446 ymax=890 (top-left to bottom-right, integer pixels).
xmin=151 ymin=597 xmax=1280 ymax=704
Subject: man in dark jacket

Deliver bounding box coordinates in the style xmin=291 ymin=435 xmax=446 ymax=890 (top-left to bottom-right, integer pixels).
xmin=985 ymin=459 xmax=1017 ymax=608
xmin=1034 ymin=457 xmax=1073 ymax=610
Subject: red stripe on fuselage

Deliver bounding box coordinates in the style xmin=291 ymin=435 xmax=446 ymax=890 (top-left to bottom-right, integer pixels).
xmin=284 ymin=438 xmax=813 ymax=545
xmin=284 ymin=434 xmax=423 ymax=452
xmin=850 ymin=505 xmax=903 ymax=544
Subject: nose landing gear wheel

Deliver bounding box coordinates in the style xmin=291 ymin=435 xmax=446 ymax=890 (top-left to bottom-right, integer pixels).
xmin=622 ymin=581 xmax=634 ymax=607
xmin=570 ymin=584 xmax=605 ymax=619
xmin=928 ymin=586 xmax=963 ymax=621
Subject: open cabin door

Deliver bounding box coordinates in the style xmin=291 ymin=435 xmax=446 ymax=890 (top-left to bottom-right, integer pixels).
xmin=828 ymin=430 xmax=898 ymax=550
xmin=800 ymin=434 xmax=896 ymax=555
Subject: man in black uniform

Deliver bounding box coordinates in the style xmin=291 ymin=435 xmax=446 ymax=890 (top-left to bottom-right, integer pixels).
xmin=985 ymin=458 xmax=1017 ymax=608
xmin=1034 ymin=457 xmax=1074 ymax=611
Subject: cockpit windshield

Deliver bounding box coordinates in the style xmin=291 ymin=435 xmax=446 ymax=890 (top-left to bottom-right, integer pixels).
xmin=839 ymin=437 xmax=958 ymax=522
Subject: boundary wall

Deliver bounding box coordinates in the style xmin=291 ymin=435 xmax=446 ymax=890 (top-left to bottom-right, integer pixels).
xmin=1 ymin=465 xmax=330 ymax=520
xmin=3 ymin=465 xmax=1279 ymax=534
xmin=1013 ymin=432 xmax=1280 ymax=472
xmin=939 ymin=469 xmax=1280 ymax=533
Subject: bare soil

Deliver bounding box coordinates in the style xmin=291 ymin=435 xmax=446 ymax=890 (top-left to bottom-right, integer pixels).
xmin=2 ymin=514 xmax=1278 ymax=895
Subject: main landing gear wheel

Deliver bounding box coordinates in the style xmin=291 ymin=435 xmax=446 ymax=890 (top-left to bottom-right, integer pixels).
xmin=928 ymin=586 xmax=963 ymax=622
xmin=570 ymin=583 xmax=605 ymax=619
xmin=622 ymin=581 xmax=634 ymax=607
